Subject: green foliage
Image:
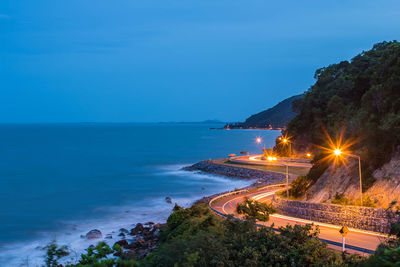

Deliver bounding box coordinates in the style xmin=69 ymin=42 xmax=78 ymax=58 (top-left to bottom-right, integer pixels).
xmin=284 ymin=41 xmax=400 ymax=184
xmin=289 ymin=154 xmax=330 ymax=198
xmin=236 ymin=197 xmax=276 ymax=221
xmin=144 ymin=203 xmax=364 ymax=266
xmin=44 ymin=240 xmax=70 ymax=267
xmin=362 ymin=246 xmax=400 ymax=266
xmin=361 ymin=215 xmax=400 ymax=266
xmin=79 ymin=242 xmax=114 ymax=265
xmin=331 ymin=192 xmax=351 ymax=205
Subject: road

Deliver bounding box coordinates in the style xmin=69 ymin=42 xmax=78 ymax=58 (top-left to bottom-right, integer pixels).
xmin=229 ymin=154 xmax=313 ymax=168
xmin=210 ymin=184 xmax=384 ymax=255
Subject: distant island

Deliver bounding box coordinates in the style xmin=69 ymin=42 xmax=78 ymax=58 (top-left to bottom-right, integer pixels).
xmin=157 ymin=120 xmax=226 ymax=125
xmin=224 ymin=94 xmax=303 ymax=130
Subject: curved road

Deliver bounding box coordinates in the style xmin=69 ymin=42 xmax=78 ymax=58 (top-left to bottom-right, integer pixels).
xmin=210 ymin=185 xmax=384 ymax=255
xmin=230 ymin=154 xmax=313 ymax=168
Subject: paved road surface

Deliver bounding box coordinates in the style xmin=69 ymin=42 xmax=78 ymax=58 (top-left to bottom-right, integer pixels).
xmin=230 ymin=154 xmax=313 ymax=168
xmin=210 ymin=185 xmax=384 ymax=255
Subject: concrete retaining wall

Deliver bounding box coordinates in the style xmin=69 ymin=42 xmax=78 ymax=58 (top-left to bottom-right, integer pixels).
xmin=272 ymin=197 xmax=399 ymax=233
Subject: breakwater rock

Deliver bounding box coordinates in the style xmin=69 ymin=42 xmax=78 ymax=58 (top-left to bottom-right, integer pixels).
xmin=184 ymin=160 xmax=285 ymax=183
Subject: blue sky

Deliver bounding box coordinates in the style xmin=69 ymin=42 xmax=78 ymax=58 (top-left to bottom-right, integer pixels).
xmin=1 ymin=0 xmax=399 ymax=123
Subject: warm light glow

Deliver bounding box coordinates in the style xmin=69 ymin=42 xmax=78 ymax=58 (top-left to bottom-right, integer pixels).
xmin=283 ymin=138 xmax=288 ymax=143
xmin=334 ymin=149 xmax=342 ymax=156
xmin=272 ymin=156 xmax=277 ymax=161
xmin=306 ymin=153 xmax=311 ymax=157
xmin=315 ymin=127 xmax=360 ymax=171
xmin=256 ymin=137 xmax=262 ymax=144
xmin=267 ymin=156 xmax=273 ymax=161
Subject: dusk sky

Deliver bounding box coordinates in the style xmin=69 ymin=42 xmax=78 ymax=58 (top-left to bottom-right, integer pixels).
xmin=1 ymin=0 xmax=399 ymax=123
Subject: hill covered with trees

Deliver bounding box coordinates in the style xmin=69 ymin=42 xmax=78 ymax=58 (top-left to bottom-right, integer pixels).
xmin=225 ymin=94 xmax=302 ymax=129
xmin=279 ymin=41 xmax=400 ymax=206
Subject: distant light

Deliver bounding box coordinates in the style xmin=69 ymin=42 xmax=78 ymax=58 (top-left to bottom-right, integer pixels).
xmin=306 ymin=153 xmax=311 ymax=157
xmin=256 ymin=137 xmax=262 ymax=144
xmin=334 ymin=149 xmax=342 ymax=156
xmin=272 ymin=157 xmax=277 ymax=161
xmin=283 ymin=138 xmax=288 ymax=143
xmin=267 ymin=156 xmax=273 ymax=161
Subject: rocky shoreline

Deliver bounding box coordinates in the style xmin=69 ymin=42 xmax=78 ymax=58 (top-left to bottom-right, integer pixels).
xmin=79 ymin=160 xmax=283 ymax=261
xmin=81 ymin=222 xmax=163 ymax=260
xmin=183 ymin=160 xmax=285 ymax=184
xmin=184 ymin=159 xmax=286 ymax=204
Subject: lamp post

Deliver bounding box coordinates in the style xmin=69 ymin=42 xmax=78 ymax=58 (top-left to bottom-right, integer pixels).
xmin=267 ymin=157 xmax=289 ymax=198
xmin=281 ymin=137 xmax=292 ymax=157
xmin=285 ymin=164 xmax=289 ymax=198
xmin=333 ymin=149 xmax=363 ymax=206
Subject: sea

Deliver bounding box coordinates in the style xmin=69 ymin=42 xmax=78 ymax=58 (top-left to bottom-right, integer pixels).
xmin=0 ymin=123 xmax=279 ymax=266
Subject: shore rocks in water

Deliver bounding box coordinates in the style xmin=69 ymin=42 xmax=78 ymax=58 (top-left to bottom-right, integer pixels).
xmin=114 ymin=222 xmax=165 ymax=260
xmin=85 ymin=229 xmax=102 ymax=239
xmin=130 ymin=223 xmax=144 ymax=235
xmin=105 ymin=234 xmax=113 ymax=239
xmin=119 ymin=228 xmax=129 ymax=234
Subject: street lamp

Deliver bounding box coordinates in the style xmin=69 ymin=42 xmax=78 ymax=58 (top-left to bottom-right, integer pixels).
xmin=280 ymin=137 xmax=292 ymax=157
xmin=267 ymin=156 xmax=289 ymax=198
xmin=332 ymin=148 xmax=363 ymax=206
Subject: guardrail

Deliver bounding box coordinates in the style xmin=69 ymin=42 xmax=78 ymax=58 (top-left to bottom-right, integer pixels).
xmin=208 ymin=184 xmax=375 ymax=254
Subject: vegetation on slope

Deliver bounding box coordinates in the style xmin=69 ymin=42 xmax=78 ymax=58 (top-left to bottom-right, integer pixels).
xmin=279 ymin=41 xmax=400 ymax=195
xmin=45 ymin=203 xmax=373 ymax=266
xmin=46 ymin=203 xmax=400 ymax=266
xmin=226 ymin=94 xmax=302 ymax=129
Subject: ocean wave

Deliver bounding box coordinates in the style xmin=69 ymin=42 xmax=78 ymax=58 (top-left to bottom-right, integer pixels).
xmin=0 ymin=164 xmax=252 ymax=266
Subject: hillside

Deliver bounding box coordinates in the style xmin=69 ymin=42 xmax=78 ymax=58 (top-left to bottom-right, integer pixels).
xmin=280 ymin=41 xmax=400 ymax=208
xmin=225 ymin=94 xmax=302 ymax=129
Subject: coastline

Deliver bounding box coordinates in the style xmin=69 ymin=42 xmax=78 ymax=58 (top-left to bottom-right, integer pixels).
xmin=184 ymin=159 xmax=285 ymax=204
xmin=0 ymin=160 xmax=283 ymax=266
xmin=1 ymin=161 xmax=269 ymax=266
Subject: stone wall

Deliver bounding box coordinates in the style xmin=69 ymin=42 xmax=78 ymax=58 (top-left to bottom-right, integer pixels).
xmin=272 ymin=196 xmax=400 ymax=233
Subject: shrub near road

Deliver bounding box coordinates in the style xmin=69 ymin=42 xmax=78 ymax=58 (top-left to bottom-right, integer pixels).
xmin=236 ymin=197 xmax=276 ymax=221
xmin=145 ymin=203 xmax=363 ymax=267
xmin=46 ymin=203 xmax=400 ymax=266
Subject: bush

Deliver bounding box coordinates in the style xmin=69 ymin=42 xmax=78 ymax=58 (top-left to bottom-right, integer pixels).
xmin=145 ymin=203 xmax=364 ymax=266
xmin=236 ymin=197 xmax=276 ymax=221
xmin=44 ymin=240 xmax=70 ymax=267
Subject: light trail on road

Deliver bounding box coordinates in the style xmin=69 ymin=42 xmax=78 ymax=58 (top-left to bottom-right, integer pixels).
xmin=210 ymin=185 xmax=383 ymax=255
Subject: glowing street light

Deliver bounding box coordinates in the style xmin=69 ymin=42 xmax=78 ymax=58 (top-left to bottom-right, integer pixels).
xmin=334 ymin=149 xmax=342 ymax=156
xmin=256 ymin=137 xmax=262 ymax=144
xmin=280 ymin=136 xmax=293 ymax=157
xmin=306 ymin=153 xmax=312 ymax=158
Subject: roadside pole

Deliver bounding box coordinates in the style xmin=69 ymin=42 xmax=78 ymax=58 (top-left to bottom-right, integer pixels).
xmin=286 ymin=164 xmax=289 ymax=198
xmin=342 ymin=236 xmax=345 ymax=252
xmin=339 ymin=226 xmax=349 ymax=253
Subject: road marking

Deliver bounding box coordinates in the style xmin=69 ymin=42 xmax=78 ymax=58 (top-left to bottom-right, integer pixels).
xmin=252 ymin=191 xmax=276 ymax=201
xmin=222 ymin=196 xmax=243 ymax=214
